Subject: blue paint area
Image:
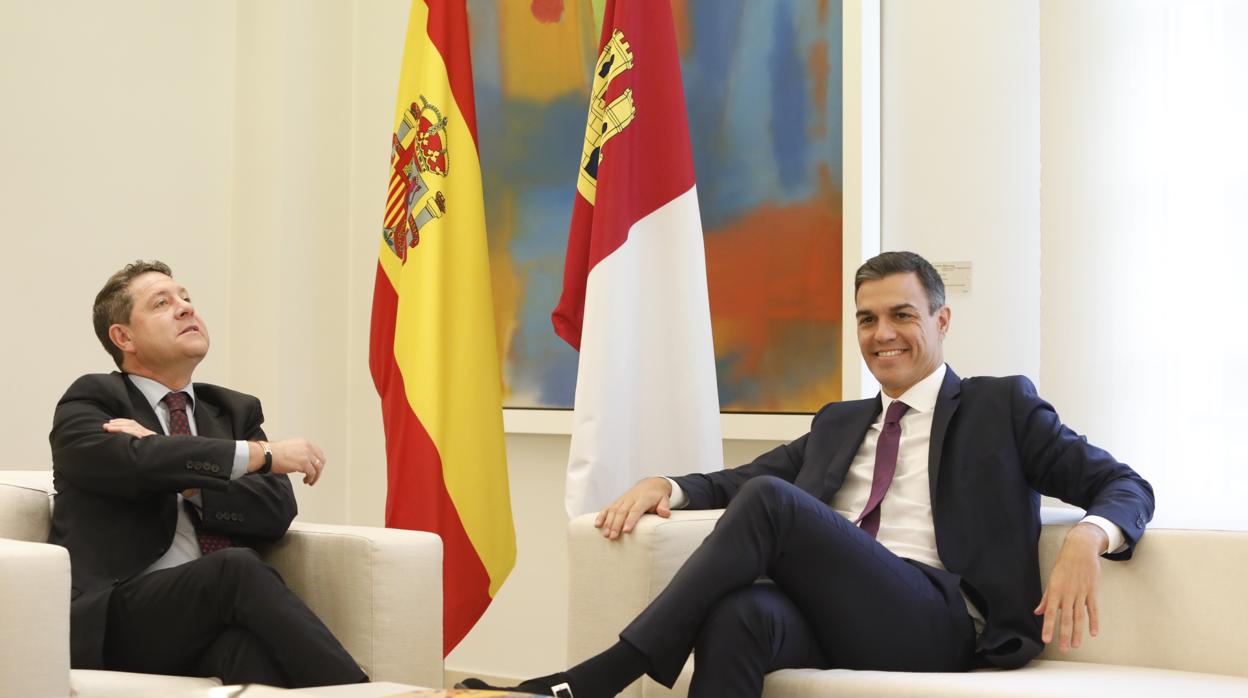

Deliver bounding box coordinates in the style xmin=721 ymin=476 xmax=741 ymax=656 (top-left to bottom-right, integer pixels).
xmin=681 ymin=0 xmax=746 ymax=228
xmin=768 ymin=0 xmax=808 ymax=192
xmin=677 ymin=0 xmax=841 ymax=229
xmin=715 ymin=350 xmax=760 ymax=406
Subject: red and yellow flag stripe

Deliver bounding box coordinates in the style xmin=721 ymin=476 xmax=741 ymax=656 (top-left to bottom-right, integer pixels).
xmin=369 ymin=0 xmax=515 ymax=654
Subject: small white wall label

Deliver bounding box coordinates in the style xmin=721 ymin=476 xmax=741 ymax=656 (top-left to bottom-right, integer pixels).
xmin=933 ymin=261 xmax=971 ymax=293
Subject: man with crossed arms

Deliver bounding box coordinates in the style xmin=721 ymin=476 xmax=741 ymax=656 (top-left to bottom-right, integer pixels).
xmin=48 ymin=260 xmax=366 ymax=687
xmin=463 ymin=251 xmax=1154 ymax=698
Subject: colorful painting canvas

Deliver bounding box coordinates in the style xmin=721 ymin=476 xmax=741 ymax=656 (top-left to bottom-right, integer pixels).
xmin=470 ymin=0 xmax=843 ymax=413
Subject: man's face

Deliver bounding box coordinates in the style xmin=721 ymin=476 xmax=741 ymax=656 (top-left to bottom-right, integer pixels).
xmin=855 ymin=272 xmax=949 ymax=398
xmin=112 ymin=272 xmax=210 ymax=372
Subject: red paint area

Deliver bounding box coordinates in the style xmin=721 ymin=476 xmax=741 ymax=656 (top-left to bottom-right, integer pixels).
xmin=369 ymin=265 xmax=493 ymax=654
xmin=551 ymin=0 xmax=698 ymax=349
xmin=530 ymin=0 xmax=564 ymax=24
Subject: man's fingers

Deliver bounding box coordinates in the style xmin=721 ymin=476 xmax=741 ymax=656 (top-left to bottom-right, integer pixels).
xmin=656 ymin=495 xmax=671 ymax=518
xmin=623 ymin=500 xmax=651 ymax=533
xmin=1072 ymin=595 xmax=1087 ymax=649
xmin=605 ymin=508 xmax=624 ymax=539
xmin=1058 ymin=597 xmax=1075 ymax=651
xmin=1088 ymin=595 xmax=1100 ymax=638
xmin=1041 ymin=596 xmax=1057 ymax=644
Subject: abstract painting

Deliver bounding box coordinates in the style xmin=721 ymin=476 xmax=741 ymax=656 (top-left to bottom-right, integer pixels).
xmin=470 ymin=0 xmax=843 ymax=413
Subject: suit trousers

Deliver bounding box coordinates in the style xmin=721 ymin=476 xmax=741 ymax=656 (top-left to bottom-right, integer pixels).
xmin=103 ymin=547 xmax=367 ymax=688
xmin=620 ymin=476 xmax=975 ymax=698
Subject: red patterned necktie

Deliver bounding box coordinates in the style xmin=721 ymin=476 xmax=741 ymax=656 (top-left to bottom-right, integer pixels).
xmin=163 ymin=391 xmax=233 ymax=555
xmin=855 ymin=400 xmax=910 ymax=539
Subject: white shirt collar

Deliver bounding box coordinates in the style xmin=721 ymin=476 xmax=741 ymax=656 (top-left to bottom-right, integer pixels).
xmin=126 ymin=373 xmax=196 ymax=412
xmin=880 ymin=363 xmax=947 ymax=417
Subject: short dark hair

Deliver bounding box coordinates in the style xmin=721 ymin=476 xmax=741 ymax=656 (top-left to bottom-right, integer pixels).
xmin=93 ymin=260 xmax=174 ymax=369
xmin=854 ymin=251 xmax=946 ymax=314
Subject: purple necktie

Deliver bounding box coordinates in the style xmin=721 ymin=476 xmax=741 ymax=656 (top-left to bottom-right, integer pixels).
xmin=163 ymin=392 xmax=233 ymax=556
xmin=855 ymin=400 xmax=910 ymax=539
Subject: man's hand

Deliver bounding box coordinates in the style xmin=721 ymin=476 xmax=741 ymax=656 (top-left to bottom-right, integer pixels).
xmin=593 ymin=477 xmax=673 ymax=540
xmin=1035 ymin=522 xmax=1108 ymax=651
xmin=253 ymin=438 xmax=327 ymax=486
xmin=103 ymin=418 xmax=156 ymax=439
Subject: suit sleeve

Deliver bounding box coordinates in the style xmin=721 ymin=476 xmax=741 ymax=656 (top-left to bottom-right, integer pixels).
xmin=669 ymin=404 xmax=833 ymax=509
xmin=50 ymin=375 xmax=236 ymax=500
xmin=1011 ymin=376 xmax=1155 ymax=559
xmin=197 ymin=404 xmax=297 ymax=542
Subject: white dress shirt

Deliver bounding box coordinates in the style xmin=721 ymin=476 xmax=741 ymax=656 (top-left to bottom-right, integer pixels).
xmin=667 ymin=364 xmax=1125 ymax=631
xmin=126 ymin=374 xmax=249 ymax=574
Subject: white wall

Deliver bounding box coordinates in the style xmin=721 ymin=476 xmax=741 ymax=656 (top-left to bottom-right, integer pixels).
xmin=882 ymin=0 xmax=1041 ymax=382
xmin=1 ymin=0 xmax=238 ymax=471
xmin=1040 ymin=0 xmax=1248 ymax=528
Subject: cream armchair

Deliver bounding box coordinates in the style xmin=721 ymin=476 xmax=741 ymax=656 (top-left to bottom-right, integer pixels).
xmin=568 ymin=509 xmax=1248 ymax=698
xmin=0 ymin=470 xmax=443 ymax=698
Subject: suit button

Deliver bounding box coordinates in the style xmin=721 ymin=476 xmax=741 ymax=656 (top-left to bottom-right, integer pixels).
xmin=215 ymin=512 xmax=224 ymax=520
xmin=212 ymin=465 xmax=220 ymax=473
xmin=238 ymin=514 xmax=245 ymax=522
xmin=1136 ymin=516 xmax=1144 ymax=528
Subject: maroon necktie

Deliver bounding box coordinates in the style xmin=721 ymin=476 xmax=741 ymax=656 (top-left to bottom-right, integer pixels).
xmin=855 ymin=400 xmax=910 ymax=539
xmin=163 ymin=392 xmax=233 ymax=555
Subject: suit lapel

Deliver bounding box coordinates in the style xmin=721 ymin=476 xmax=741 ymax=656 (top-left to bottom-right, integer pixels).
xmin=822 ymin=398 xmax=882 ymax=497
xmin=191 ymin=388 xmax=230 ymax=439
xmin=928 ymin=366 xmax=962 ymax=503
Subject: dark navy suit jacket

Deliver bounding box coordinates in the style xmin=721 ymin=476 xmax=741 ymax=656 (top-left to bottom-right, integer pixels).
xmin=48 ymin=372 xmax=297 ymax=669
xmin=671 ymin=366 xmax=1154 ymax=669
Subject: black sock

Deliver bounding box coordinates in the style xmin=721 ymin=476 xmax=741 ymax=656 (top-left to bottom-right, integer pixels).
xmin=563 ymin=640 xmax=650 ymax=698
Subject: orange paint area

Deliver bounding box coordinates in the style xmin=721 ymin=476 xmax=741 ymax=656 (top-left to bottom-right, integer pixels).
xmin=706 ymin=166 xmax=843 ymax=411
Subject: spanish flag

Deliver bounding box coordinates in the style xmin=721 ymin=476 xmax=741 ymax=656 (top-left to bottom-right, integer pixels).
xmin=370 ymin=0 xmax=515 ymax=654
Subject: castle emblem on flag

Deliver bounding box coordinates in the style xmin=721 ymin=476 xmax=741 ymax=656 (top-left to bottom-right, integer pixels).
xmin=577 ymin=29 xmax=637 ymax=205
xmin=383 ymin=95 xmax=450 ymax=263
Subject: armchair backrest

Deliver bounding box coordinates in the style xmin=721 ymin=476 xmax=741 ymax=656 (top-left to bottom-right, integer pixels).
xmin=0 ymin=470 xmax=54 ymax=543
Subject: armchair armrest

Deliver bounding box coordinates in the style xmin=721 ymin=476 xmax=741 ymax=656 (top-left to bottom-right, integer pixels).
xmin=261 ymin=522 xmax=443 ymax=688
xmin=0 ymin=538 xmax=71 ymax=698
xmin=567 ymin=511 xmax=723 ymax=697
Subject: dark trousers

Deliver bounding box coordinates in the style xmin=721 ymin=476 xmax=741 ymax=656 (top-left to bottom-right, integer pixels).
xmin=103 ymin=547 xmax=367 ymax=688
xmin=620 ymin=476 xmax=976 ymax=698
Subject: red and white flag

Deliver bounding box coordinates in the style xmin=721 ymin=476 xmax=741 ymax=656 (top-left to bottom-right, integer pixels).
xmin=552 ymin=0 xmax=722 ymax=517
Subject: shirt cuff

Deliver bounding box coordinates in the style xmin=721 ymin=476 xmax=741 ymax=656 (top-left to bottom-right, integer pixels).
xmin=664 ymin=477 xmax=688 ymax=509
xmin=1080 ymin=514 xmax=1126 ymax=555
xmin=231 ymin=441 xmax=250 ymax=480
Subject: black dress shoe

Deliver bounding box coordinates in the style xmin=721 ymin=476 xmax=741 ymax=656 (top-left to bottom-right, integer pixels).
xmin=454 ymin=672 xmax=575 ymax=697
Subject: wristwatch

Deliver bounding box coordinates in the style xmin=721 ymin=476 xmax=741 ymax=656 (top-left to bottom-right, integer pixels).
xmin=257 ymin=441 xmax=273 ymax=474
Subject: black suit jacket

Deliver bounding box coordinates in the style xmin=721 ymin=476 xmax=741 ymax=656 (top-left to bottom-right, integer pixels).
xmin=48 ymin=372 xmax=297 ymax=669
xmin=671 ymin=367 xmax=1154 ymax=670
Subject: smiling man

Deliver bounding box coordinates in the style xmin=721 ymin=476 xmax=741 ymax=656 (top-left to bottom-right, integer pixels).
xmin=462 ymin=251 xmax=1155 ymax=698
xmin=47 ymin=260 xmax=367 ymax=687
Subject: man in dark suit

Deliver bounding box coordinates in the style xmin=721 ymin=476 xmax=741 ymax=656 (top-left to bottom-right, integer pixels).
xmin=462 ymin=251 xmax=1154 ymax=698
xmin=49 ymin=260 xmax=367 ymax=687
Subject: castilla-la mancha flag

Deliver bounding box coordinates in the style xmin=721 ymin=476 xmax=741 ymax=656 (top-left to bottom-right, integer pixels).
xmin=369 ymin=0 xmax=515 ymax=654
xmin=552 ymin=0 xmax=723 ymax=517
